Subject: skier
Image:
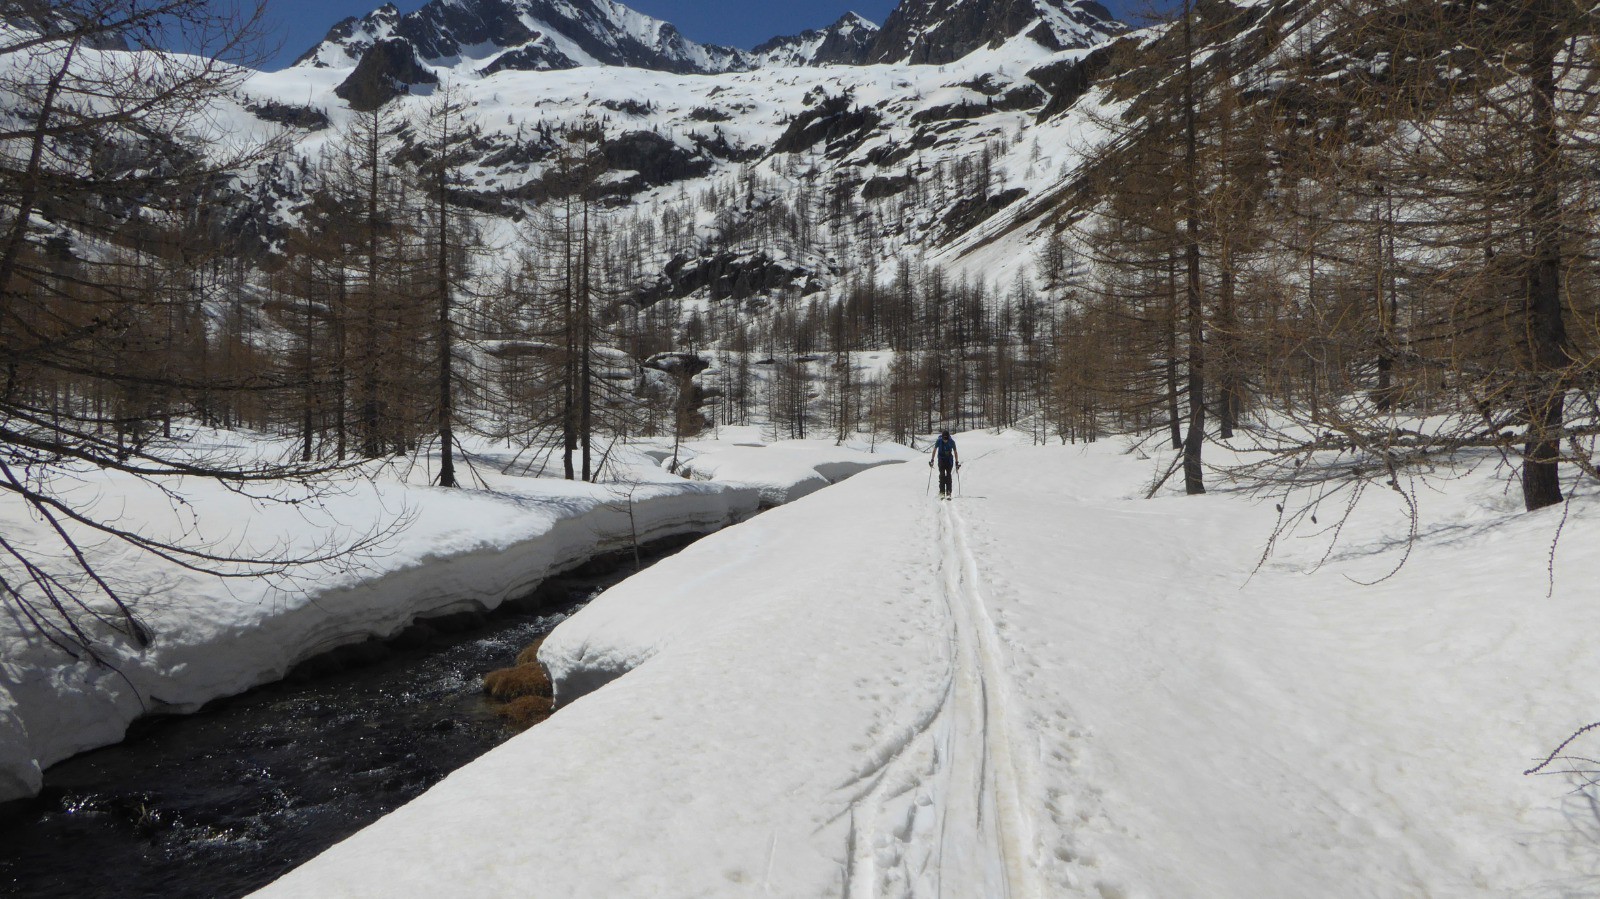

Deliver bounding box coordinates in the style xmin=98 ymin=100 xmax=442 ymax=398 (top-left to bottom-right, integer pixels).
xmin=929 ymin=429 xmax=959 ymax=499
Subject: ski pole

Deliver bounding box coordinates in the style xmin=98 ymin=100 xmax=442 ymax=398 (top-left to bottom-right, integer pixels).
xmin=926 ymin=461 xmax=933 ymax=496
xmin=956 ymin=463 xmax=963 ymax=498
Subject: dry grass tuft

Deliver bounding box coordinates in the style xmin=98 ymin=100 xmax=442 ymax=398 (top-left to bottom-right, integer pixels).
xmin=495 ymin=694 xmax=555 ymax=730
xmin=515 ymin=638 xmax=545 ymax=668
xmin=483 ymin=663 xmax=553 ymax=700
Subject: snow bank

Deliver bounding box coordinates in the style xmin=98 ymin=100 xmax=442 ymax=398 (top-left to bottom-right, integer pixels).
xmin=0 ymin=466 xmax=756 ymax=804
xmin=676 ymin=427 xmax=915 ymax=506
xmin=255 ymin=453 xmax=936 ymax=899
xmin=0 ymin=689 xmax=37 ymax=799
xmin=0 ymin=431 xmax=904 ymax=804
xmin=253 ymin=431 xmax=1600 ymax=898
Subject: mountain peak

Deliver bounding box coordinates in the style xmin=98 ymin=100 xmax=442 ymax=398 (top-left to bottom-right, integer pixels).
xmin=867 ymin=0 xmax=1122 ymax=65
xmin=296 ymin=0 xmax=751 ymax=76
xmin=752 ymin=11 xmax=881 ymax=68
xmin=294 ymin=0 xmax=1126 ymax=100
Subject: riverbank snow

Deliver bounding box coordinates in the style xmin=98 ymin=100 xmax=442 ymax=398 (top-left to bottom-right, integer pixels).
xmin=0 ymin=429 xmax=899 ymax=804
xmin=251 ymin=431 xmax=1600 ymax=898
xmin=676 ymin=426 xmax=923 ymax=506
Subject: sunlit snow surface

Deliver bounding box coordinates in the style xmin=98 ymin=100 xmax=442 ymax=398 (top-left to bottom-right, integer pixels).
xmin=252 ymin=432 xmax=1600 ymax=898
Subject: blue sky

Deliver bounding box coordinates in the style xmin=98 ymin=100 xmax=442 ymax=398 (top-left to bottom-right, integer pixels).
xmin=256 ymin=0 xmax=1172 ymax=69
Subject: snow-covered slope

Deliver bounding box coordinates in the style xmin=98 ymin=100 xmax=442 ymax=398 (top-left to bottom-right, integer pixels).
xmin=2 ymin=0 xmax=1146 ymax=309
xmin=252 ymin=432 xmax=1600 ymax=897
xmin=234 ymin=27 xmax=1111 ymax=301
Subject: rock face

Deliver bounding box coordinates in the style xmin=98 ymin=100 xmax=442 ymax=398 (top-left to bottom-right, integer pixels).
xmin=334 ymin=38 xmax=439 ymax=112
xmin=751 ymin=12 xmax=881 ymax=68
xmin=867 ymin=0 xmax=1122 ymax=64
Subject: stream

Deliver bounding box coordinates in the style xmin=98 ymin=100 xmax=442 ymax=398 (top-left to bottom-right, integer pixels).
xmin=0 ymin=536 xmax=697 ymax=899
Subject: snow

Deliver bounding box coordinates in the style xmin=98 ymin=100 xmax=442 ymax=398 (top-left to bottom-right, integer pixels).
xmin=228 ymin=16 xmax=1119 ymax=298
xmin=676 ymin=426 xmax=916 ymax=506
xmin=294 ymin=0 xmax=749 ymax=75
xmin=248 ymin=431 xmax=1600 ymax=897
xmin=14 ymin=5 xmax=1600 ymax=892
xmin=0 ymin=430 xmax=894 ymax=804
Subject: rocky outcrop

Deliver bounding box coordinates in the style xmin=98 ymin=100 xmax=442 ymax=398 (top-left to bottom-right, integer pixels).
xmin=478 ymin=39 xmax=580 ymax=75
xmin=941 ymin=188 xmax=1028 ymax=238
xmin=772 ymin=93 xmax=882 ymax=158
xmin=598 ymin=132 xmax=714 ymax=193
xmin=645 ymin=251 xmax=823 ymax=304
xmin=247 ymin=100 xmax=332 ymax=131
xmin=1031 ymin=41 xmax=1119 ymax=121
xmin=334 ymin=38 xmax=438 ymax=112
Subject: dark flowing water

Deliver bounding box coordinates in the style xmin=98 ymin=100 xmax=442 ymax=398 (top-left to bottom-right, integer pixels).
xmin=0 ymin=539 xmax=694 ymax=899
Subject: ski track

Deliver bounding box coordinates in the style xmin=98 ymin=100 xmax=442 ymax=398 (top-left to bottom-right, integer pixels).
xmin=838 ymin=495 xmax=1041 ymax=899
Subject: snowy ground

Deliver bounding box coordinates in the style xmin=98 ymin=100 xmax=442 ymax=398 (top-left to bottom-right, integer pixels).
xmin=0 ymin=428 xmax=900 ymax=803
xmin=254 ymin=431 xmax=1600 ymax=898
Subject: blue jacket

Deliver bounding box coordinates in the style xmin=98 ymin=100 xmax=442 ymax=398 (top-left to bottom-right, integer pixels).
xmin=934 ymin=434 xmax=957 ymax=464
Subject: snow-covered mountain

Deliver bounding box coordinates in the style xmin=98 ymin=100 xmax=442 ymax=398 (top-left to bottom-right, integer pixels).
xmin=296 ymin=0 xmax=752 ymax=76
xmin=216 ymin=0 xmax=1140 ymax=289
xmin=292 ymin=0 xmax=1128 ymax=139
xmin=299 ymin=0 xmax=1122 ymax=78
xmin=750 ymin=12 xmax=881 ymax=68
xmin=868 ymin=0 xmax=1122 ymax=64
xmin=4 ymin=0 xmax=1147 ymax=306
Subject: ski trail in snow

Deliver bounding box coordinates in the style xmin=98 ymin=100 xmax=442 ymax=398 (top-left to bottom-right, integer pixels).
xmin=838 ymin=497 xmax=1040 ymax=899
xmin=937 ymin=499 xmax=1041 ymax=898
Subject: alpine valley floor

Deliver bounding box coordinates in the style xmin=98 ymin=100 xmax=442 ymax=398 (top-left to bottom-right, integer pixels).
xmin=253 ymin=431 xmax=1600 ymax=898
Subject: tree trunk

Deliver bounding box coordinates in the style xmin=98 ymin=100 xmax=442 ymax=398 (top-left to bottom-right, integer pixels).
xmin=562 ymin=194 xmax=577 ymax=481
xmin=361 ymin=116 xmax=383 ymax=458
xmin=1520 ymin=16 xmax=1567 ymax=511
xmin=1181 ymin=0 xmax=1207 ymax=495
xmin=435 ymin=100 xmax=458 ymax=489
xmin=1167 ymin=253 xmax=1182 ymax=450
xmin=1216 ymin=242 xmax=1238 ymax=439
xmin=580 ymin=198 xmax=593 ymax=483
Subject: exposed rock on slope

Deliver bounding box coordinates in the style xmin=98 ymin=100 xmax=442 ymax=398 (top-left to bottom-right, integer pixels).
xmin=751 ymin=12 xmax=881 ymax=67
xmin=334 ymin=38 xmax=439 ymax=111
xmin=868 ymin=0 xmax=1122 ymax=64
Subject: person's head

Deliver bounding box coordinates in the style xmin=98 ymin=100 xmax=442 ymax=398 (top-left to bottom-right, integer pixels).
xmin=940 ymin=429 xmax=950 ymax=438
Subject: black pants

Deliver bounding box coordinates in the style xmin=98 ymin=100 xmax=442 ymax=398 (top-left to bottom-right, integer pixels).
xmin=938 ymin=461 xmax=954 ymax=496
